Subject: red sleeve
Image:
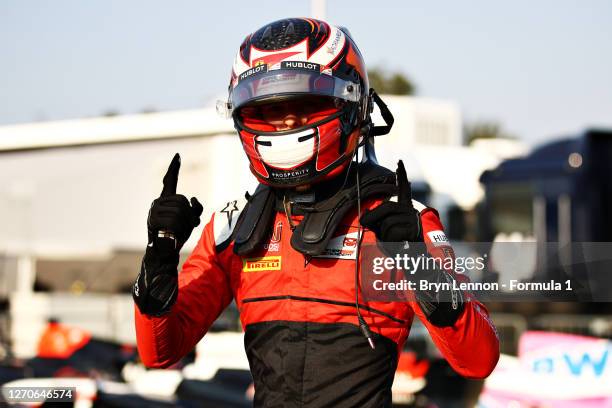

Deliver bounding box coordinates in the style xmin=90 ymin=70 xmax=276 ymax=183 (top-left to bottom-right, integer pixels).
xmin=134 ymin=214 xmax=234 ymax=368
xmin=412 ymin=208 xmax=500 ymax=379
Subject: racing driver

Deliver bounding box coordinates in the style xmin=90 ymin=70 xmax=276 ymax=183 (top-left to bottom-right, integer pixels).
xmin=133 ymin=17 xmax=499 ymax=407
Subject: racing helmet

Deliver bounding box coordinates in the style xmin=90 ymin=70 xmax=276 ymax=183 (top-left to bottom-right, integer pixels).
xmin=218 ymin=18 xmax=372 ymax=188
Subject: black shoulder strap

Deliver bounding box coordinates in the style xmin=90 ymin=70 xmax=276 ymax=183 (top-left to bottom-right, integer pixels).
xmin=233 ymin=162 xmax=397 ymax=257
xmin=233 ymin=184 xmax=276 ymax=256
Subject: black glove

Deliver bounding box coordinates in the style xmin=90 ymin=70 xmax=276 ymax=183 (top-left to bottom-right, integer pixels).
xmin=412 ymin=267 xmax=465 ymax=327
xmin=360 ymin=160 xmax=464 ymax=327
xmin=133 ymin=153 xmax=203 ymax=316
xmin=359 ymin=160 xmax=421 ymax=244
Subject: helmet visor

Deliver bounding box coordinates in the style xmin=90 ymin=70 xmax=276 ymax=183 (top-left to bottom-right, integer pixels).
xmin=227 ymin=68 xmax=361 ymax=113
xmin=236 ymin=95 xmax=343 ymax=132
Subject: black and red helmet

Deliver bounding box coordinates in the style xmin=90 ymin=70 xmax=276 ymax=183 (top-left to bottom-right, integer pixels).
xmin=219 ymin=18 xmax=372 ymax=188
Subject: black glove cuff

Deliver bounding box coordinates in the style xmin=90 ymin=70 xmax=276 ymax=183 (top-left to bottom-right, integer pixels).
xmin=386 ymin=243 xmax=465 ymax=327
xmin=133 ymin=246 xmax=180 ymax=316
xmin=414 ymin=269 xmax=465 ymax=327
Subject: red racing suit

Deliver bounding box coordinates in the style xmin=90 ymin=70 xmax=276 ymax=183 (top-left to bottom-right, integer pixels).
xmin=135 ymin=192 xmax=500 ymax=407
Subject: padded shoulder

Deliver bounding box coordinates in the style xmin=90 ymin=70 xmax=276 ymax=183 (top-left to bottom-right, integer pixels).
xmin=213 ymin=197 xmax=248 ymax=250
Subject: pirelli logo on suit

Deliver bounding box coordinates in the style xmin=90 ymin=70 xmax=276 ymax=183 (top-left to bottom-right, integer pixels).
xmin=243 ymin=256 xmax=282 ymax=272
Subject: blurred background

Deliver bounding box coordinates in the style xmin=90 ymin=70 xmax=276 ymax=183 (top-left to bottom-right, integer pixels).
xmin=0 ymin=1 xmax=611 ymax=407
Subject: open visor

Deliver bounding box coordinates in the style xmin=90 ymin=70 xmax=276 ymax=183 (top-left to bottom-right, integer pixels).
xmin=218 ymin=67 xmax=361 ymax=118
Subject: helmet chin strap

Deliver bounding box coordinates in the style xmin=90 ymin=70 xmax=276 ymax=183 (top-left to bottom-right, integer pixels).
xmin=358 ymin=88 xmax=395 ymax=164
xmin=368 ymin=89 xmax=395 ymax=136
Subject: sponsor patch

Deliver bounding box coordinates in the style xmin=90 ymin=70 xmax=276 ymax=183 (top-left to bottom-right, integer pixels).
xmin=270 ymin=221 xmax=282 ymax=243
xmin=263 ymin=221 xmax=283 ymax=252
xmin=264 ymin=242 xmax=280 ymax=252
xmin=243 ymin=256 xmax=282 ymax=272
xmin=316 ymin=231 xmax=359 ymax=260
xmin=427 ymin=230 xmax=449 ymax=247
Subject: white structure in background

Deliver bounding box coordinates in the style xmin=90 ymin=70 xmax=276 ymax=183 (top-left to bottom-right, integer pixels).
xmin=0 ymin=96 xmax=527 ymax=357
xmin=182 ymin=331 xmax=250 ymax=381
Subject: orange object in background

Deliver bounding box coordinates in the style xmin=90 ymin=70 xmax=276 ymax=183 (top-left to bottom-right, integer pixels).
xmin=397 ymin=351 xmax=430 ymax=379
xmin=36 ymin=320 xmax=92 ymax=359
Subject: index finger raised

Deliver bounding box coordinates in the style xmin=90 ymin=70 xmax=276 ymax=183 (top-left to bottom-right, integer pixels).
xmin=161 ymin=153 xmax=181 ymax=197
xmin=396 ymin=160 xmax=413 ymax=207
